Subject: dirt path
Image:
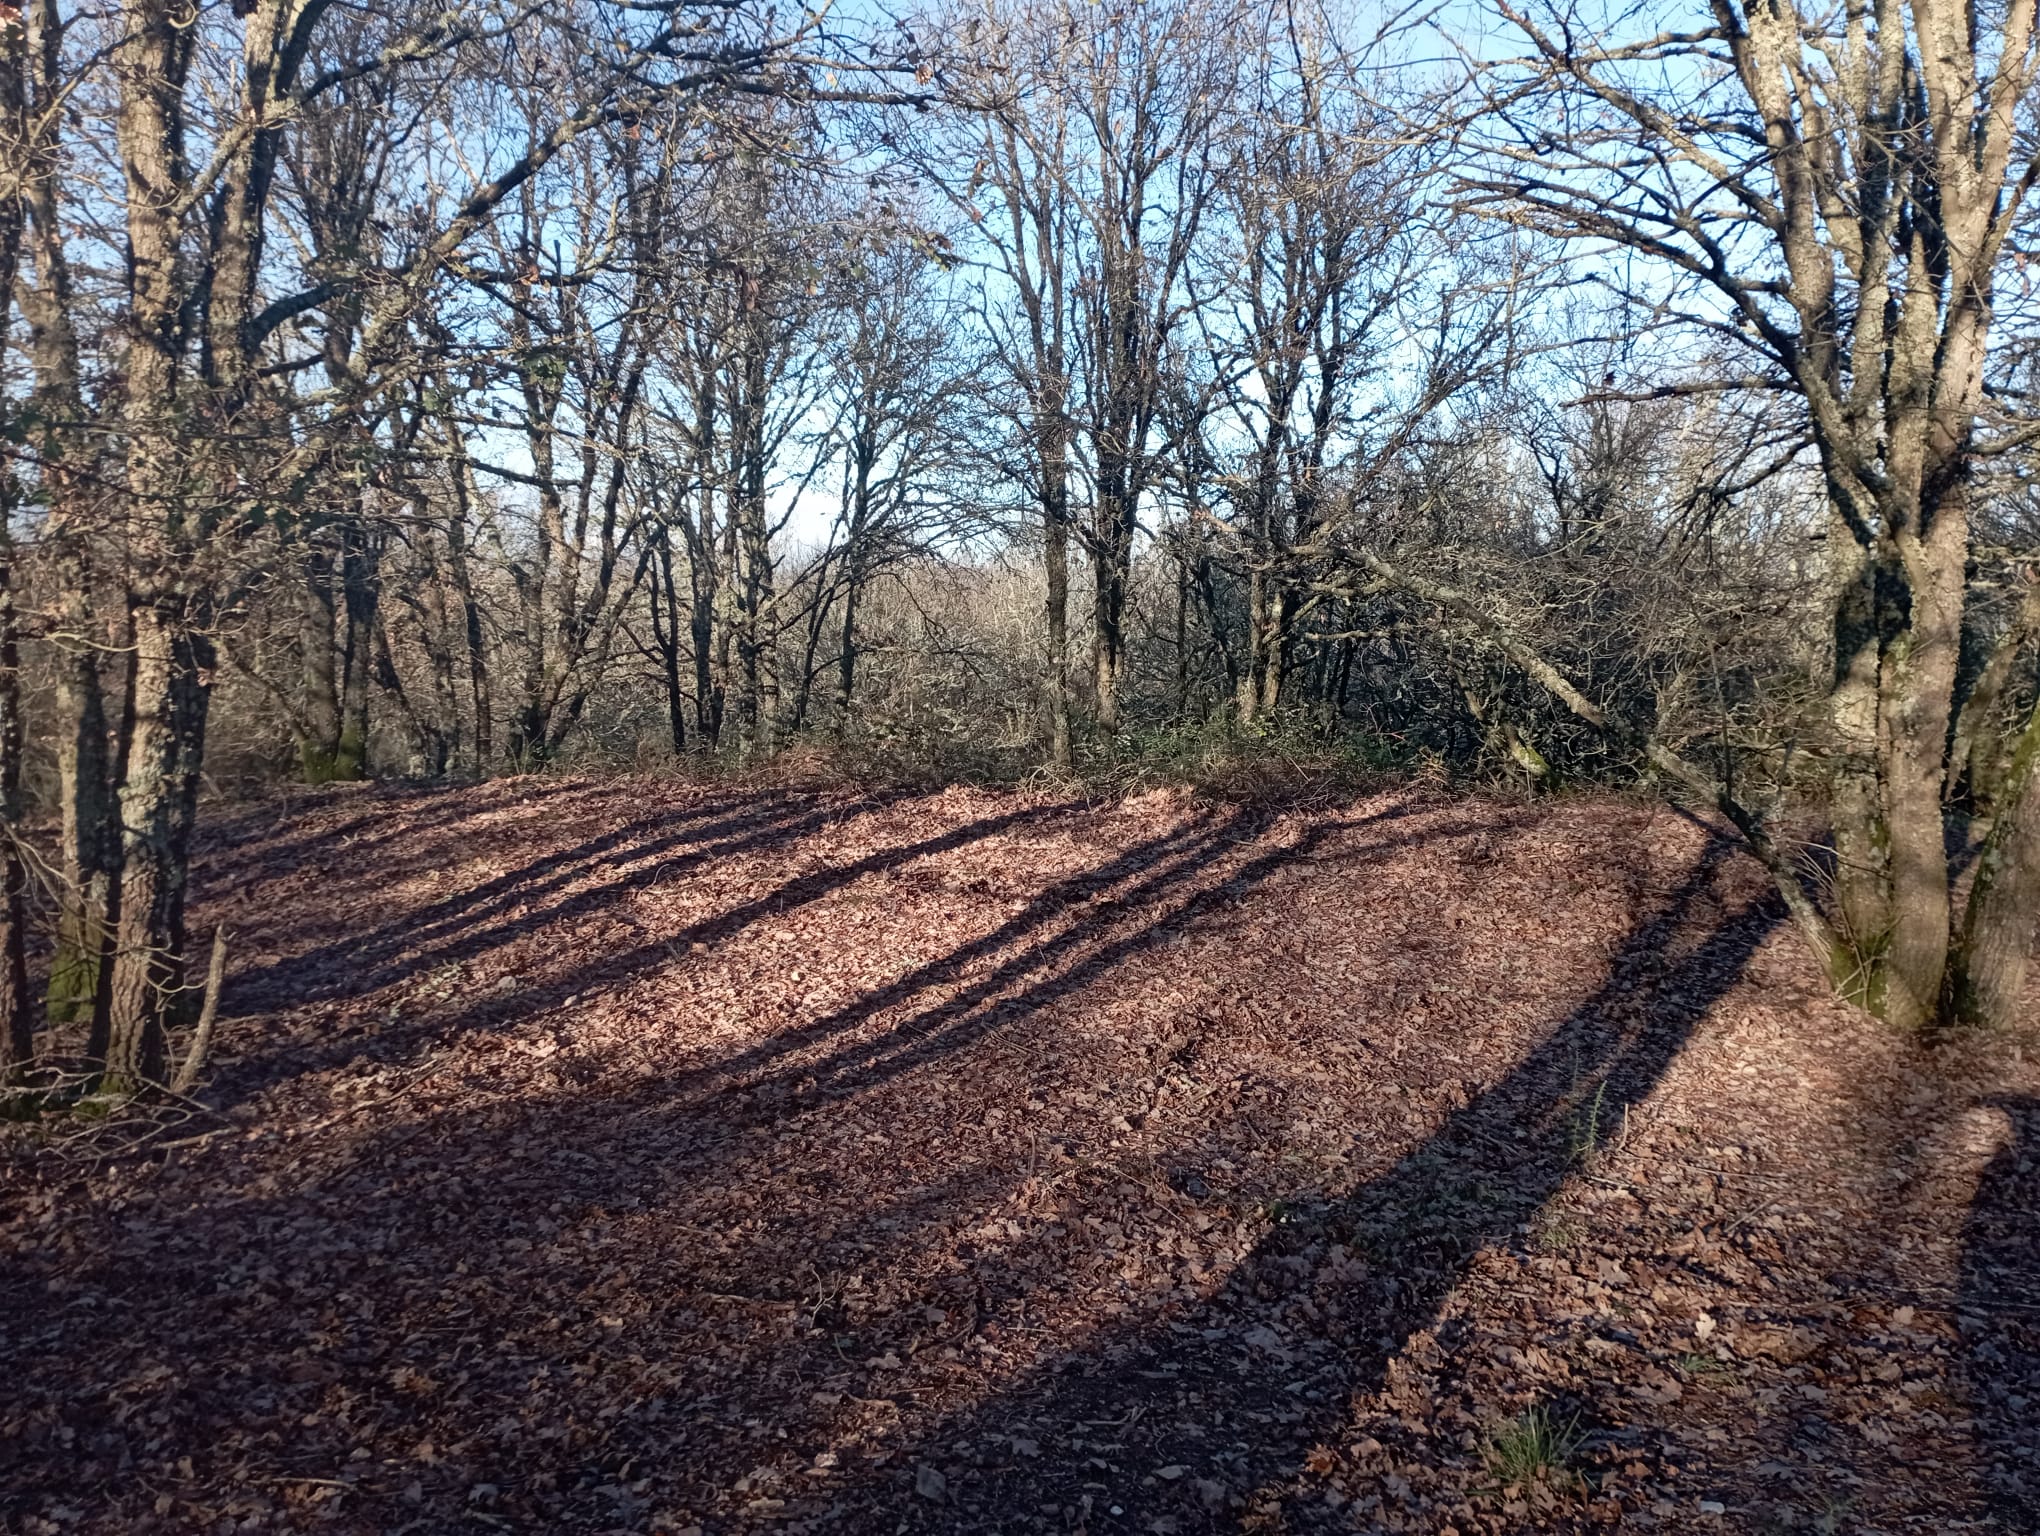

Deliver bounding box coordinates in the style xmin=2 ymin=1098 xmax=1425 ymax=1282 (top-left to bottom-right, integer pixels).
xmin=1 ymin=778 xmax=2033 ymax=1534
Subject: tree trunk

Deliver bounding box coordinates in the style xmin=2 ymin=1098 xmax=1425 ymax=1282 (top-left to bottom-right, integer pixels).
xmin=1872 ymin=486 xmax=1969 ymax=1030
xmin=1027 ymin=359 xmax=1075 ymax=766
xmin=1238 ymin=573 xmax=1295 ymax=726
xmin=338 ymin=517 xmax=379 ymax=776
xmin=1950 ymin=584 xmax=2040 ymax=812
xmin=0 ymin=487 xmax=34 ymax=1078
xmin=651 ymin=533 xmax=687 ymax=754
xmin=443 ymin=444 xmax=492 ymax=774
xmin=1236 ymin=565 xmax=1267 ymax=726
xmin=1044 ymin=477 xmax=1073 ymax=771
xmin=298 ymin=538 xmax=346 ymax=780
xmin=20 ymin=0 xmax=118 ymax=1032
xmin=1824 ymin=529 xmax=1896 ymax=1006
xmin=102 ymin=609 xmax=214 ymax=1093
xmin=836 ymin=566 xmax=862 ymax=730
xmin=692 ymin=559 xmax=720 ymax=748
xmin=1947 ymin=691 xmax=2040 ymax=1031
xmin=45 ymin=590 xmax=120 ymax=1031
xmin=1172 ymin=553 xmax=1189 ymax=722
xmin=1092 ymin=483 xmax=1131 ymax=734
xmin=731 ymin=332 xmax=777 ymax=761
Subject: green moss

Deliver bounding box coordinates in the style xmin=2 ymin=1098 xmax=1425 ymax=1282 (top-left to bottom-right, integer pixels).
xmin=43 ymin=928 xmax=101 ymax=1028
xmin=1830 ymin=933 xmax=1891 ymax=1018
xmin=299 ymin=728 xmax=367 ymax=784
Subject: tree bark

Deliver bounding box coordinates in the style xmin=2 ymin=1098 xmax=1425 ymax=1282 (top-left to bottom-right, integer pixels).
xmin=836 ymin=561 xmax=863 ymax=730
xmin=1092 ymin=484 xmax=1132 ymax=734
xmin=730 ymin=316 xmax=777 ymax=761
xmin=1947 ymin=690 xmax=2040 ymax=1031
xmin=1950 ymin=583 xmax=2040 ymax=812
xmin=21 ymin=0 xmax=119 ymax=1031
xmin=651 ymin=531 xmax=687 ymax=754
xmin=1040 ymin=410 xmax=1074 ymax=770
xmin=102 ymin=609 xmax=214 ymax=1092
xmin=0 ymin=472 xmax=34 ymax=1080
xmin=298 ymin=537 xmax=348 ymax=779
xmin=441 ymin=415 xmax=493 ymax=773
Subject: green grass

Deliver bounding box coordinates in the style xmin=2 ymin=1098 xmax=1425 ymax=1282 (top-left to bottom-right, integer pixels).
xmin=1482 ymin=1405 xmax=1584 ymax=1489
xmin=1567 ymin=1078 xmax=1610 ymax=1166
xmin=1678 ymin=1351 xmax=1736 ymax=1382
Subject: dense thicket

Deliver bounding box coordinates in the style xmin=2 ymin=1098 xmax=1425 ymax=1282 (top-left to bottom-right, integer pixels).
xmin=2 ymin=0 xmax=2037 ymax=1090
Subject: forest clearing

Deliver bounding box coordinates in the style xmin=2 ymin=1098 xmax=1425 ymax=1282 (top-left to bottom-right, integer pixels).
xmin=5 ymin=0 xmax=2040 ymax=1526
xmin=2 ymin=776 xmax=2033 ymax=1533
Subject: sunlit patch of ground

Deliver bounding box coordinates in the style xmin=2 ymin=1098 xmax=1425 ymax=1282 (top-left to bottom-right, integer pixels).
xmin=2 ymin=776 xmax=2033 ymax=1533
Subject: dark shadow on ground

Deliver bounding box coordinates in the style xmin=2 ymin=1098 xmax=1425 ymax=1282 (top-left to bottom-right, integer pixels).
xmin=5 ymin=796 xmax=1414 ymax=1533
xmin=833 ymin=836 xmax=1780 ymax=1531
xmin=1959 ymin=1095 xmax=2040 ymax=1528
xmin=695 ymin=800 xmax=1473 ymax=1111
xmin=0 ymin=797 xmax=1766 ymax=1536
xmin=221 ymin=787 xmax=876 ymax=1012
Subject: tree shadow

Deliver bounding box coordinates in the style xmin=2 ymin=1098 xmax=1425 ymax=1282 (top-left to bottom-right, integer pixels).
xmin=221 ymin=787 xmax=869 ymax=1013
xmin=221 ymin=792 xmax=1173 ymax=1107
xmin=682 ymin=799 xmax=1485 ymax=1114
xmin=837 ymin=833 xmax=1780 ymax=1530
xmin=2 ymin=795 xmax=1513 ymax=1532
xmin=1 ymin=793 xmax=1766 ymax=1536
xmin=1958 ymin=1095 xmax=2040 ymax=1528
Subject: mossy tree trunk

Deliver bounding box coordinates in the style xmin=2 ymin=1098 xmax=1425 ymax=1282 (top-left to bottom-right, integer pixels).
xmin=1464 ymin=0 xmax=2040 ymax=1031
xmin=1947 ymin=690 xmax=2040 ymax=1029
xmin=19 ymin=0 xmax=121 ymax=1035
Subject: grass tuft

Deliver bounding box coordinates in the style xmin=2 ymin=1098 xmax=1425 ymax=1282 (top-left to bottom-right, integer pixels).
xmin=1482 ymin=1404 xmax=1584 ymax=1489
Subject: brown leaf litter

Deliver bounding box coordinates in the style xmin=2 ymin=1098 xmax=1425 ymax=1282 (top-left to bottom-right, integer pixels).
xmin=1 ymin=776 xmax=2033 ymax=1535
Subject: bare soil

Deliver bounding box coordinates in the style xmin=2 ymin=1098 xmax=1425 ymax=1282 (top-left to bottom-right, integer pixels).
xmin=1 ymin=777 xmax=2034 ymax=1535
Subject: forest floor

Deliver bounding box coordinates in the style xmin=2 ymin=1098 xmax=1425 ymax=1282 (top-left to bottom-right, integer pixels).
xmin=1 ymin=776 xmax=2036 ymax=1536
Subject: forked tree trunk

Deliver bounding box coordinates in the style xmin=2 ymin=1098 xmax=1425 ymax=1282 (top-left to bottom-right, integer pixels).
xmin=295 ymin=512 xmax=379 ymax=782
xmin=1238 ymin=572 xmax=1295 ymax=726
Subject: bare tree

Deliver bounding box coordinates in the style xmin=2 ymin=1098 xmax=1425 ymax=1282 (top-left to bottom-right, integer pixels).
xmin=802 ymin=238 xmax=978 ymax=729
xmin=1451 ymin=0 xmax=2040 ymax=1027
xmin=12 ymin=0 xmax=894 ymax=1089
xmin=917 ymin=2 xmax=1082 ymax=765
xmin=1202 ymin=37 xmax=1442 ymax=724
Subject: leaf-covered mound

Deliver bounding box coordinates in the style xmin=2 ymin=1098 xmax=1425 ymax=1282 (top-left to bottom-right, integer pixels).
xmin=2 ymin=777 xmax=2033 ymax=1533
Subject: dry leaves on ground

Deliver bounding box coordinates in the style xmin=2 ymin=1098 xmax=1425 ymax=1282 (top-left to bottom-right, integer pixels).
xmin=1 ymin=776 xmax=2033 ymax=1535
